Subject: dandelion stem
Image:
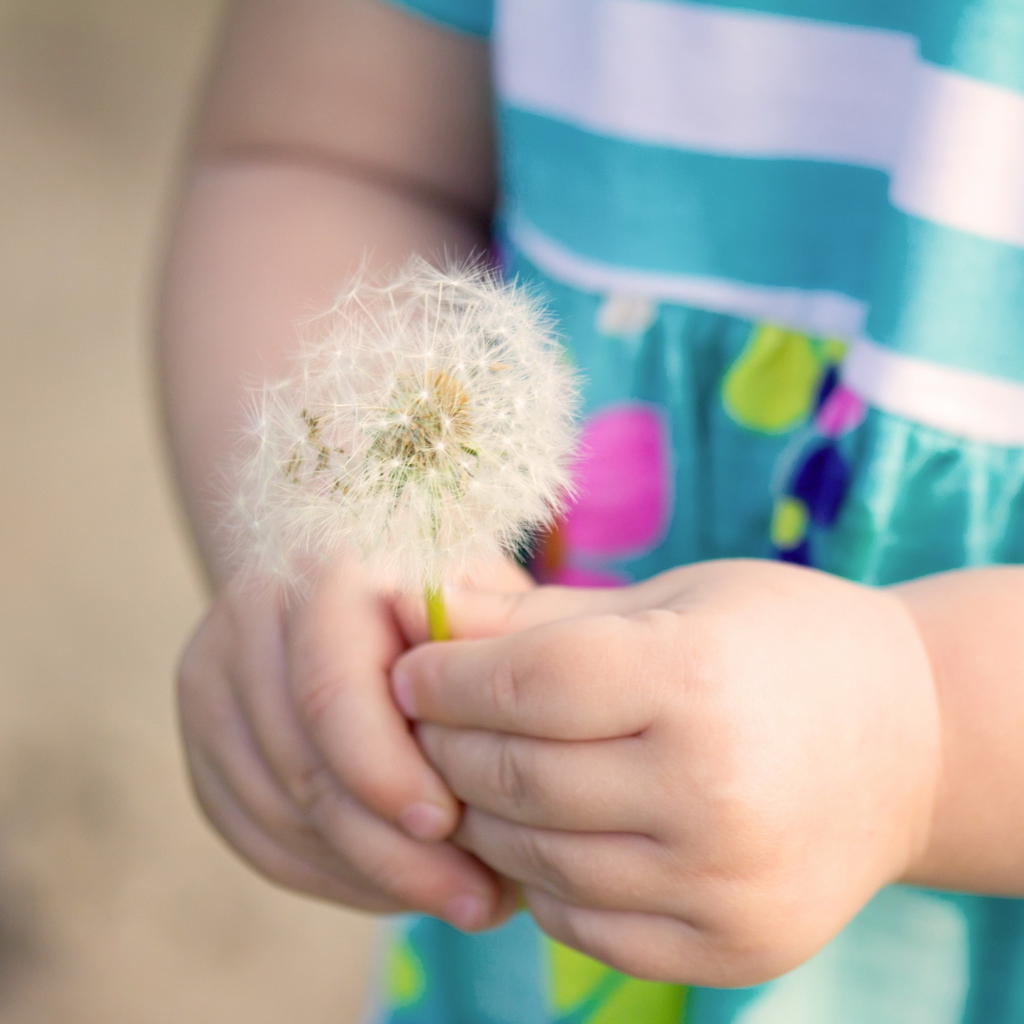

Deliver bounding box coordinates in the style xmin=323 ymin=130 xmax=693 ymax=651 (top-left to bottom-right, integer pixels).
xmin=425 ymin=586 xmax=450 ymax=642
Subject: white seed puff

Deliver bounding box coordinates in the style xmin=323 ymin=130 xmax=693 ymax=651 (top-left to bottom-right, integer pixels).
xmin=238 ymin=259 xmax=579 ymax=591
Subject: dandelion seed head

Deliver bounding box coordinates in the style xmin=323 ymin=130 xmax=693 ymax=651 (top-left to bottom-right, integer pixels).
xmin=237 ymin=257 xmax=580 ymax=590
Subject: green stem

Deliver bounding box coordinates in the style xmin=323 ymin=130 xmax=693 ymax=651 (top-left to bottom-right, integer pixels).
xmin=425 ymin=586 xmax=450 ymax=641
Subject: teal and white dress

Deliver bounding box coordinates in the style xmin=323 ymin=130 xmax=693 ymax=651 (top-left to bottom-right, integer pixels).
xmin=372 ymin=1 xmax=1024 ymax=1021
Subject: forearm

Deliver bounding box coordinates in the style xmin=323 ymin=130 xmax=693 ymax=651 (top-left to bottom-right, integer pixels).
xmin=159 ymin=158 xmax=487 ymax=581
xmin=157 ymin=0 xmax=494 ymax=584
xmin=893 ymin=566 xmax=1024 ymax=894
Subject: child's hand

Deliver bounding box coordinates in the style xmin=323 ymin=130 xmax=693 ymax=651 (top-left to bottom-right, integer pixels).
xmin=391 ymin=560 xmax=942 ymax=984
xmin=177 ymin=555 xmax=522 ymax=930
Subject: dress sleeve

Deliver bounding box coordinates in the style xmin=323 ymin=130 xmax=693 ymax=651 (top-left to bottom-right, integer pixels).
xmin=384 ymin=0 xmax=492 ymax=37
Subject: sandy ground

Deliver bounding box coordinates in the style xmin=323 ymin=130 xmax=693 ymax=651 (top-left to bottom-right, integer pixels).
xmin=0 ymin=0 xmax=378 ymax=1020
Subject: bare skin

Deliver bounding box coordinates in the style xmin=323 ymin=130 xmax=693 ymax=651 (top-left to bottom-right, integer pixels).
xmin=162 ymin=0 xmax=514 ymax=930
xmin=392 ymin=562 xmax=1024 ymax=983
xmin=163 ymin=0 xmax=1024 ymax=981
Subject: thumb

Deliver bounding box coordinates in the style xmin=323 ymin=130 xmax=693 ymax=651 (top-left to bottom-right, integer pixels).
xmin=394 ymin=568 xmax=630 ymax=645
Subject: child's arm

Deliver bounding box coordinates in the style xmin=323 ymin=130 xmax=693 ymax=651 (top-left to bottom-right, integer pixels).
xmin=391 ymin=561 xmax=1024 ymax=982
xmin=162 ymin=0 xmax=495 ymax=578
xmin=161 ymin=0 xmax=512 ymax=928
xmin=892 ymin=566 xmax=1024 ymax=893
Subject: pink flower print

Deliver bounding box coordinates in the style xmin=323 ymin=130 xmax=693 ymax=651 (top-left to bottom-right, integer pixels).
xmin=564 ymin=401 xmax=673 ymax=561
xmin=815 ymin=384 xmax=866 ymax=438
xmin=531 ymin=401 xmax=673 ymax=585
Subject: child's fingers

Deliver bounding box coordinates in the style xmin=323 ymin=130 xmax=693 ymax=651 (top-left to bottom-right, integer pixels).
xmin=185 ymin=681 xmax=508 ymax=928
xmin=523 ymin=891 xmax=734 ymax=987
xmin=285 ymin=570 xmax=462 ymax=839
xmin=303 ymin=776 xmax=515 ymax=931
xmin=217 ymin=598 xmax=387 ymax=837
xmin=417 ymin=725 xmax=654 ymax=833
xmin=394 ymin=577 xmax=628 ymax=645
xmin=196 ymin=748 xmax=512 ymax=931
xmin=183 ymin=664 xmax=384 ymax=881
xmin=455 ymin=810 xmax=678 ymax=918
xmin=392 ymin=556 xmax=537 ymax=645
xmin=186 ymin=745 xmax=398 ymax=911
xmin=180 ymin=628 xmax=403 ymax=893
xmin=191 ymin=582 xmax=360 ymax=839
xmin=396 ymin=565 xmax=708 ymax=647
xmin=392 ymin=612 xmax=669 ymax=739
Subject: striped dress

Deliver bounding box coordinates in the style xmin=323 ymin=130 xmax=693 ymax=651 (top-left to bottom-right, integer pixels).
xmin=372 ymin=1 xmax=1024 ymax=1021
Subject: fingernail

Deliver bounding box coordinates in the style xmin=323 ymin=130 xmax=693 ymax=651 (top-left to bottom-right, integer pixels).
xmin=444 ymin=893 xmax=488 ymax=932
xmin=392 ymin=669 xmax=417 ymax=718
xmin=400 ymin=801 xmax=449 ymax=841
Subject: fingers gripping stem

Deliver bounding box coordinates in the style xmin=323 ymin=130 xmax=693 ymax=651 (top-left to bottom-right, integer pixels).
xmin=426 ymin=586 xmax=450 ymax=641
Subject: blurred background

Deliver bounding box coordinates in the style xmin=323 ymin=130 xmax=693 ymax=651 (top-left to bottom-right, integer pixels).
xmin=0 ymin=0 xmax=377 ymax=1020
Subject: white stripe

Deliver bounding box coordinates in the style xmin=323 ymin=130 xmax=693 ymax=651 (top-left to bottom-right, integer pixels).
xmin=496 ymin=0 xmax=918 ymax=168
xmin=890 ymin=66 xmax=1024 ymax=248
xmin=844 ymin=338 xmax=1024 ymax=446
xmin=515 ymin=221 xmax=1024 ymax=445
xmin=498 ymin=0 xmax=1024 ymax=246
xmin=511 ymin=219 xmax=867 ymax=338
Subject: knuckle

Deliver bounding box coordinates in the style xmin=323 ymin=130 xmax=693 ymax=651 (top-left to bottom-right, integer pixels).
xmin=270 ymin=811 xmax=317 ymax=849
xmin=287 ymin=710 xmax=410 ymax=822
xmin=494 ymin=738 xmax=529 ymax=810
xmin=345 ymin=843 xmax=429 ymax=908
xmin=333 ymin=741 xmax=412 ymax=818
xmin=293 ymin=667 xmax=343 ymax=732
xmin=514 ymin=631 xmax=583 ymax=711
xmin=248 ymin=783 xmax=318 ymax=844
xmin=295 ymin=783 xmax=432 ymax=909
xmin=500 ymin=617 xmax=626 ymax=722
xmin=521 ymin=835 xmax=560 ymax=890
xmin=353 ymin=850 xmax=406 ymax=897
xmin=515 ymin=833 xmax=582 ymax=902
xmin=488 ymin=649 xmax=522 ymax=719
xmin=528 ymin=618 xmax=625 ymax=696
xmin=676 ymin=610 xmax=729 ymax=686
xmin=530 ymin=627 xmax=585 ymax=680
xmin=286 ymin=759 xmax=338 ymax=816
xmin=631 ymin=608 xmax=688 ymax=680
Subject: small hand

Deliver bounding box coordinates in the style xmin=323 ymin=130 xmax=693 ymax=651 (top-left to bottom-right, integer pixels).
xmin=392 ymin=559 xmax=941 ymax=984
xmin=177 ymin=554 xmax=528 ymax=930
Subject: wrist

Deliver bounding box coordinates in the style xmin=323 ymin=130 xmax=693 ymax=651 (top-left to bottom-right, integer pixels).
xmin=883 ymin=584 xmax=946 ymax=888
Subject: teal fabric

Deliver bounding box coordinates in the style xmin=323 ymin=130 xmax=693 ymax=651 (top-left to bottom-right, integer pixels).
xmin=386 ymin=913 xmax=549 ymax=1023
xmin=503 ymin=108 xmax=890 ymax=298
xmin=383 ymin=891 xmax=1024 ymax=1024
xmin=386 ymin=0 xmax=1024 ymax=95
xmin=512 ymin=252 xmax=1024 ymax=588
xmin=375 ymin=0 xmax=1024 ymax=1020
xmin=820 ymin=414 xmax=1024 ymax=581
xmin=504 ymin=105 xmax=1024 ymax=384
xmin=370 ymin=253 xmax=1024 ymax=1024
xmin=392 ymin=0 xmax=1024 ymax=382
xmin=386 ymin=0 xmax=492 ymax=36
xmin=691 ymin=0 xmax=1024 ymax=94
xmin=866 ymin=214 xmax=1024 ymax=385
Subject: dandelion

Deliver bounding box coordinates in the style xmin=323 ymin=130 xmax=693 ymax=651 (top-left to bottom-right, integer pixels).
xmin=237 ymin=257 xmax=579 ymax=637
